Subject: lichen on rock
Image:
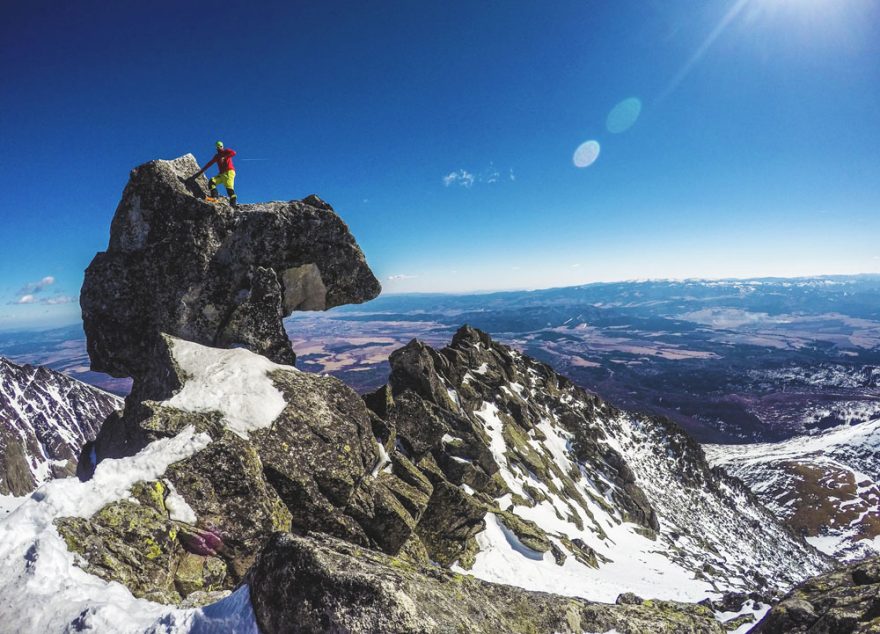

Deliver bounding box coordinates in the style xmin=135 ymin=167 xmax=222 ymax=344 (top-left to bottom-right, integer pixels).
xmin=246 ymin=531 xmax=726 ymax=634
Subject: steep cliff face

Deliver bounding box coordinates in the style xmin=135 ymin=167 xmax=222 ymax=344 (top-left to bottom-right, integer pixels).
xmin=80 ymin=154 xmax=380 ymax=380
xmin=0 ymin=356 xmax=120 ymax=495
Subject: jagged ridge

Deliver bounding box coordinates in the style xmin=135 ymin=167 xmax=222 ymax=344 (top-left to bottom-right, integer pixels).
xmin=364 ymin=325 xmax=832 ymax=600
xmin=0 ymin=356 xmax=120 ymax=495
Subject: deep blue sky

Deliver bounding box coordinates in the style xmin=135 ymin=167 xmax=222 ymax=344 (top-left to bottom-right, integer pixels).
xmin=2 ymin=0 xmax=879 ymax=329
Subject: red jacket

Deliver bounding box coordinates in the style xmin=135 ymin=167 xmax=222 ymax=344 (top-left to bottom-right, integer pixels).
xmin=203 ymin=148 xmax=236 ymax=173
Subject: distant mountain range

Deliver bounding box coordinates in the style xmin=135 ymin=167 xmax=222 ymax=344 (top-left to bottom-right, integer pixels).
xmin=4 ymin=275 xmax=880 ymax=444
xmin=286 ymin=275 xmax=880 ymax=443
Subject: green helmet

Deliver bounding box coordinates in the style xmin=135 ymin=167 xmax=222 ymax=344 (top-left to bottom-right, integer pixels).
xmin=215 ymin=141 xmax=224 ymax=149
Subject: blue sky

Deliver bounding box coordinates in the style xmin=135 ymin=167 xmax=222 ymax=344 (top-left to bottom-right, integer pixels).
xmin=2 ymin=0 xmax=879 ymax=329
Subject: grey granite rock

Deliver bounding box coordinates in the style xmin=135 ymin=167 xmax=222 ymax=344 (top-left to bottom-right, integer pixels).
xmin=81 ymin=154 xmax=380 ymax=379
xmin=246 ymin=531 xmax=725 ymax=634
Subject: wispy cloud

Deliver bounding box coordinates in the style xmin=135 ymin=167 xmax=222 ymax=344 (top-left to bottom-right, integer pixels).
xmin=9 ymin=293 xmax=75 ymax=306
xmin=443 ymin=169 xmax=475 ymax=188
xmin=387 ymin=274 xmax=418 ymax=281
xmin=16 ymin=275 xmax=55 ymax=296
xmin=443 ymin=164 xmax=516 ymax=188
xmin=9 ymin=276 xmax=75 ymax=306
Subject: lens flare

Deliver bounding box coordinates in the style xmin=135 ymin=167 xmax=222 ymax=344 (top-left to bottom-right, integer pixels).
xmin=606 ymin=98 xmax=642 ymax=133
xmin=573 ymin=141 xmax=601 ymax=168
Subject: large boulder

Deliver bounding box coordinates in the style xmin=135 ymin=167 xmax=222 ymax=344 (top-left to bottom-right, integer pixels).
xmin=753 ymin=557 xmax=880 ymax=633
xmin=80 ymin=154 xmax=380 ymax=380
xmin=72 ymin=337 xmax=431 ymax=605
xmin=246 ymin=531 xmax=725 ymax=634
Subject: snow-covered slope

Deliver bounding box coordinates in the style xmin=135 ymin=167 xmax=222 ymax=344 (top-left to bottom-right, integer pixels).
xmin=0 ymin=427 xmax=258 ymax=633
xmin=375 ymin=327 xmax=831 ymax=602
xmin=0 ymin=356 xmax=121 ymax=495
xmin=705 ymin=420 xmax=880 ymax=561
xmin=0 ymin=339 xmax=298 ymax=631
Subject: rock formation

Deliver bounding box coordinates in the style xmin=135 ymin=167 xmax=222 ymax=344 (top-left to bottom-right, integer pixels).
xmin=69 ymin=335 xmax=430 ymax=603
xmin=69 ymin=322 xmax=828 ymax=612
xmin=80 ymin=154 xmax=380 ymax=380
xmin=362 ymin=325 xmax=830 ymax=592
xmin=753 ymin=556 xmax=880 ymax=633
xmin=245 ymin=532 xmax=726 ymax=634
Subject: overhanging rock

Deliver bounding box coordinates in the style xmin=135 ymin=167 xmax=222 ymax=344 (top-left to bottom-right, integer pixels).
xmin=80 ymin=154 xmax=380 ymax=379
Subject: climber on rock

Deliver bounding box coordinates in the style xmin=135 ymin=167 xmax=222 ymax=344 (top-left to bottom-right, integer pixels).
xmin=193 ymin=141 xmax=237 ymax=207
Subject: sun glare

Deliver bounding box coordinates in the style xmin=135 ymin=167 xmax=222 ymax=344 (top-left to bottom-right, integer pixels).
xmin=573 ymin=141 xmax=601 ymax=168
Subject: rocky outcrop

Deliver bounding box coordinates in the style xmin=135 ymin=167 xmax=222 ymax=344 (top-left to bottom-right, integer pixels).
xmin=753 ymin=557 xmax=880 ymax=633
xmin=70 ymin=336 xmax=434 ymax=604
xmin=363 ymin=325 xmax=829 ymax=594
xmin=68 ymin=321 xmax=829 ymax=613
xmin=80 ymin=154 xmax=380 ymax=380
xmin=0 ymin=356 xmax=121 ymax=495
xmin=246 ymin=531 xmax=725 ymax=634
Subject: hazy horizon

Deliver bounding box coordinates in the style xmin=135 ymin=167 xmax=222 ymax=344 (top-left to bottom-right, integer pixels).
xmin=3 ymin=271 xmax=880 ymax=333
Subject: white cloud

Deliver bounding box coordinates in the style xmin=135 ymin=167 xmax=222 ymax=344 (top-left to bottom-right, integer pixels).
xmin=17 ymin=276 xmax=56 ymax=296
xmin=444 ymin=165 xmax=515 ymax=188
xmin=8 ymin=278 xmax=75 ymax=305
xmin=387 ymin=274 xmax=418 ymax=281
xmin=485 ymin=163 xmax=500 ymax=184
xmin=10 ymin=293 xmax=72 ymax=305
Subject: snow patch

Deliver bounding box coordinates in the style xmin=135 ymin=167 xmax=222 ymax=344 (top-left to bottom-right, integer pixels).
xmin=164 ymin=479 xmax=198 ymax=524
xmin=460 ymin=507 xmax=712 ymax=603
xmin=165 ymin=338 xmax=289 ymax=438
xmin=371 ymin=439 xmax=392 ymax=477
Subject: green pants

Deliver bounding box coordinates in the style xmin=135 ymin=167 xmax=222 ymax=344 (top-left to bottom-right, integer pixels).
xmin=209 ymin=170 xmax=236 ymax=191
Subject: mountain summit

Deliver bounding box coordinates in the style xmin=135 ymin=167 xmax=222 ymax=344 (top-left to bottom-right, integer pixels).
xmin=80 ymin=154 xmax=380 ymax=380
